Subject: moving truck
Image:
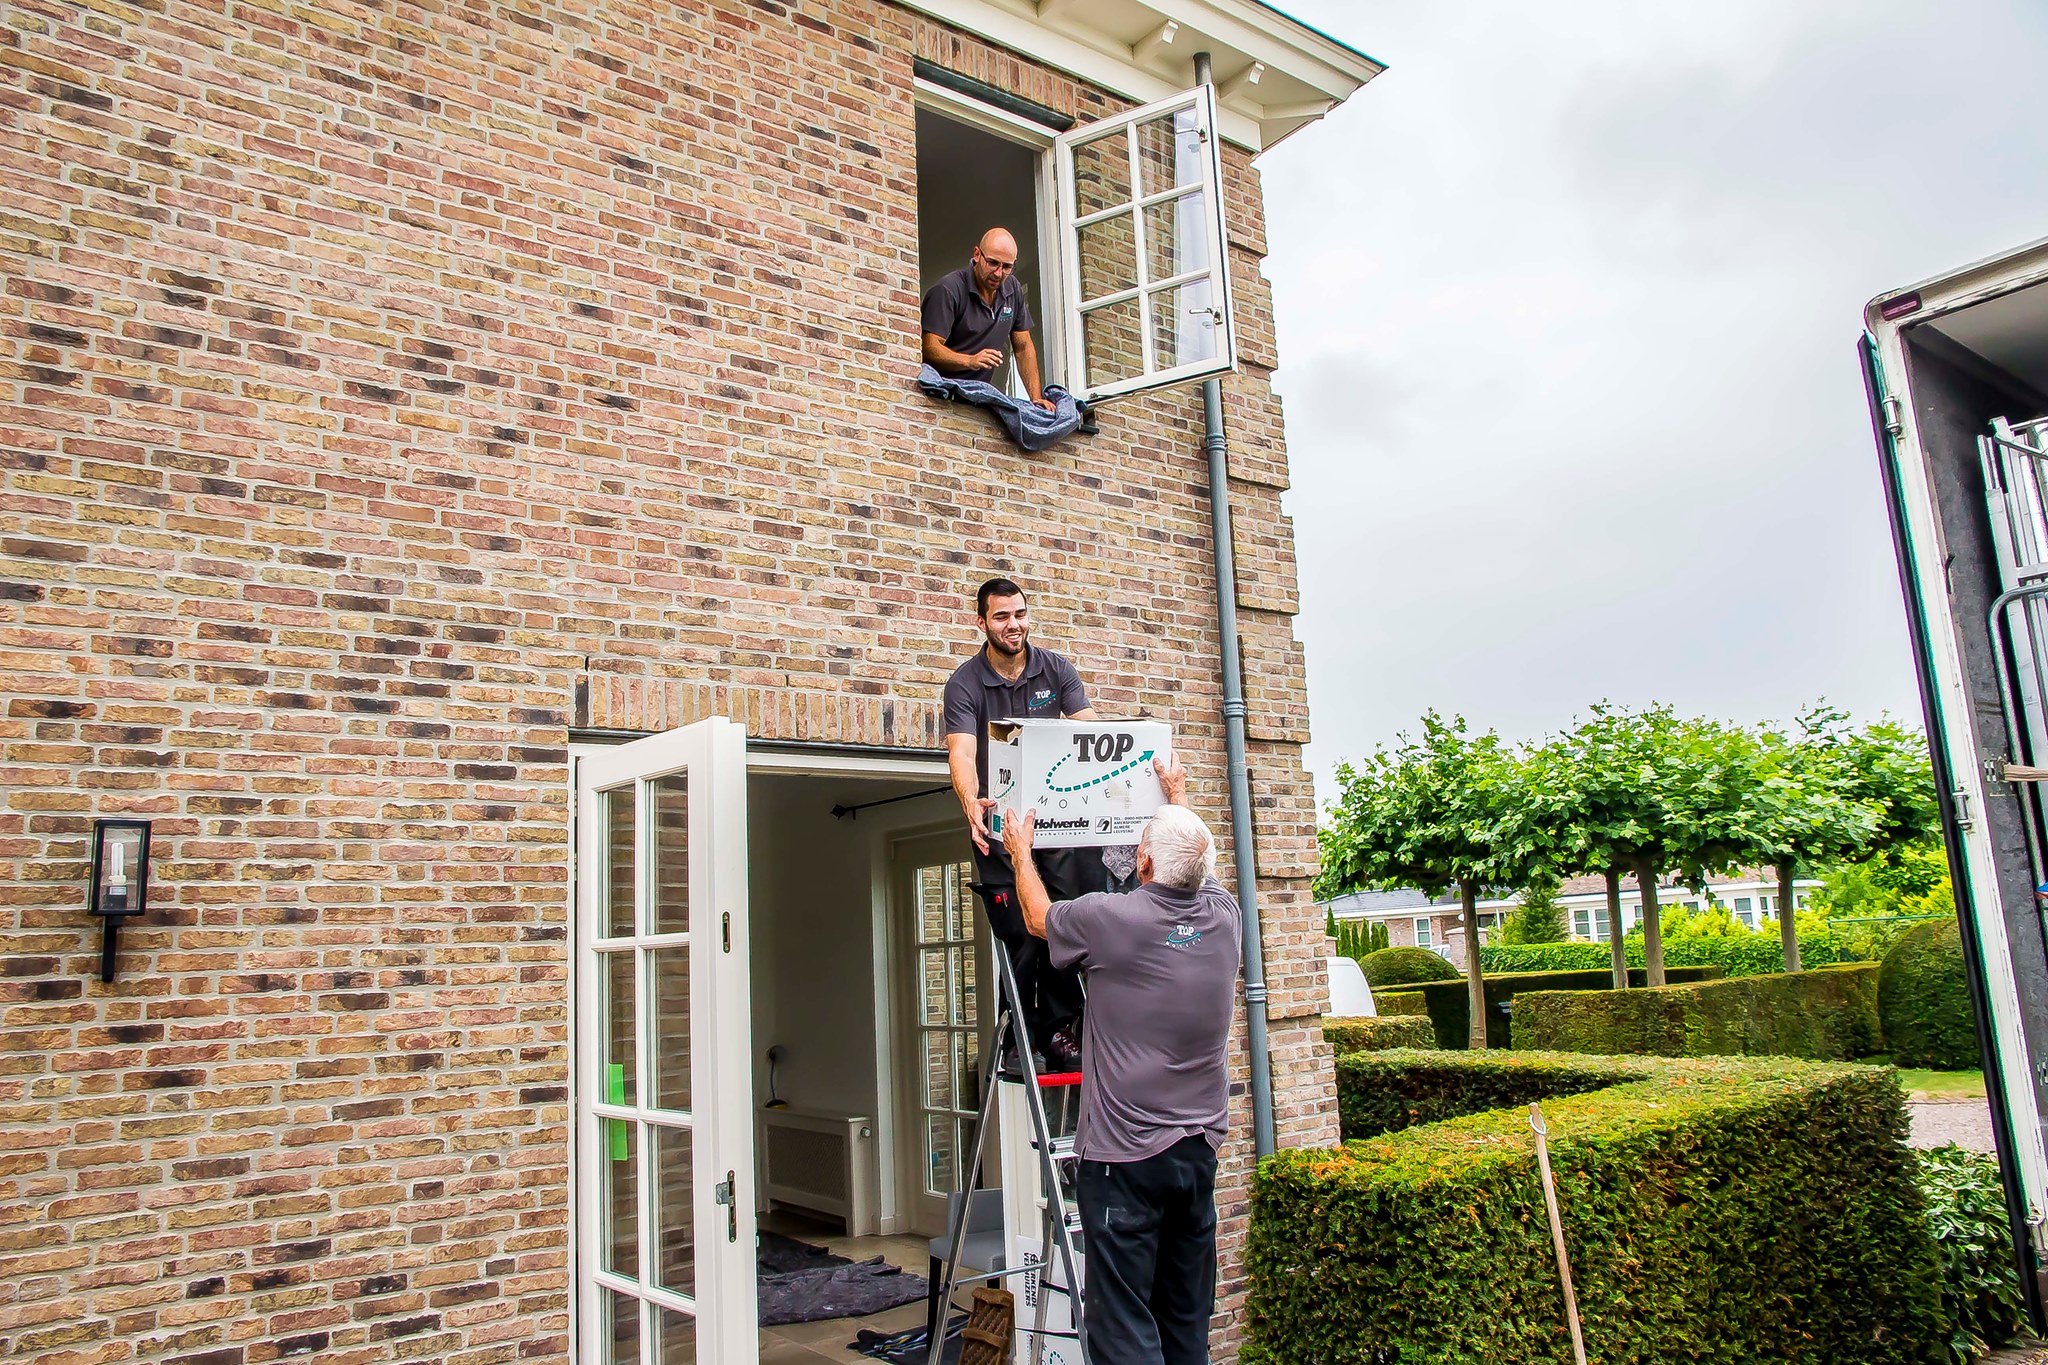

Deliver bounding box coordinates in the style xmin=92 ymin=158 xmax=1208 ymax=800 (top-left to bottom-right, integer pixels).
xmin=1864 ymin=236 xmax=2048 ymax=1330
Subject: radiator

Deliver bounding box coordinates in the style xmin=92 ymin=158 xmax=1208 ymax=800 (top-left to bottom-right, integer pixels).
xmin=757 ymin=1107 xmax=876 ymax=1237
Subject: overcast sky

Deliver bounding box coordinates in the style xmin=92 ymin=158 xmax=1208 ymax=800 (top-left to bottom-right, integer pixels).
xmin=1255 ymin=1 xmax=2048 ymax=804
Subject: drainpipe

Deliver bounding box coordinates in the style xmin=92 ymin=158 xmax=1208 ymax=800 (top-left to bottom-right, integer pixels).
xmin=1194 ymin=49 xmax=1276 ymax=1160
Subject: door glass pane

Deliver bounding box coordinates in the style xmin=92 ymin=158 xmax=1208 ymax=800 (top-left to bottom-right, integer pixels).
xmin=604 ymin=1120 xmax=639 ymax=1276
xmin=926 ymin=1113 xmax=956 ymax=1196
xmin=1070 ymin=129 xmax=1132 ymax=217
xmin=960 ymin=938 xmax=977 ymax=1028
xmin=946 ymin=947 xmax=966 ymax=1025
xmin=921 ymin=949 xmax=946 ymax=1027
xmin=1077 ymin=211 xmax=1138 ymax=302
xmin=1082 ymin=298 xmax=1145 ymax=389
xmin=606 ymin=950 xmax=637 ymax=1105
xmin=1136 ymin=107 xmax=1201 ymax=197
xmin=1143 ymin=191 xmax=1209 ymax=281
xmin=653 ymin=773 xmax=689 ymax=935
xmin=655 ymin=1307 xmax=696 ymax=1364
xmin=945 ymin=864 xmax=966 ymax=939
xmin=605 ymin=787 xmax=637 ymax=938
xmin=1152 ymin=280 xmax=1218 ymax=369
xmin=652 ymin=946 xmax=691 ymax=1112
xmin=952 ymin=1032 xmax=972 ymax=1108
xmin=925 ymin=1032 xmax=952 ymax=1110
xmin=919 ymin=866 xmax=945 ymax=941
xmin=652 ymin=1123 xmax=696 ymax=1297
xmin=604 ymin=1288 xmax=642 ymax=1364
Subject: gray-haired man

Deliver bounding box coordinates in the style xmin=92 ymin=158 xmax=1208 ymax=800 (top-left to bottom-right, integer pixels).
xmin=1002 ymin=755 xmax=1241 ymax=1365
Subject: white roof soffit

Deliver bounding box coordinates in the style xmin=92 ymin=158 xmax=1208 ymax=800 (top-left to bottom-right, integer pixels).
xmin=894 ymin=0 xmax=1385 ymax=152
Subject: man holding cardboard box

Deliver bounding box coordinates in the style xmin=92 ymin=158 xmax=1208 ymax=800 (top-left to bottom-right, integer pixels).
xmin=1003 ymin=755 xmax=1240 ymax=1365
xmin=943 ymin=576 xmax=1100 ymax=1075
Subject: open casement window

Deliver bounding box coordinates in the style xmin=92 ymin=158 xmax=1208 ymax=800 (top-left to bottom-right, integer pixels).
xmin=1055 ymin=84 xmax=1236 ymax=403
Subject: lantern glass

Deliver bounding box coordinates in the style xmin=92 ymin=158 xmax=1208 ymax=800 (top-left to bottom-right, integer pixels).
xmin=90 ymin=820 xmax=150 ymax=918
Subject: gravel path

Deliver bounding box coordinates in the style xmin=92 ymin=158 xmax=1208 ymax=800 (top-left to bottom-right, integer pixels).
xmin=1908 ymin=1098 xmax=1997 ymax=1153
xmin=1982 ymin=1342 xmax=2048 ymax=1364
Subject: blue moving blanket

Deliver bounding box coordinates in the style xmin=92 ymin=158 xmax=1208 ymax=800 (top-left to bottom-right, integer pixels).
xmin=916 ymin=364 xmax=1083 ymax=453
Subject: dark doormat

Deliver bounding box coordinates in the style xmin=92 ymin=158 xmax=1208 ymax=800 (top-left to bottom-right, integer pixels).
xmin=757 ymin=1231 xmax=929 ymax=1327
xmin=850 ymin=1314 xmax=965 ymax=1364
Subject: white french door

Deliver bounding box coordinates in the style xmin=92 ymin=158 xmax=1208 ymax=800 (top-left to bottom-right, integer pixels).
xmin=576 ymin=719 xmax=756 ymax=1365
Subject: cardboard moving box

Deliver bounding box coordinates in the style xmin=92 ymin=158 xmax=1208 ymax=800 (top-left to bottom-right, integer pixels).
xmin=987 ymin=718 xmax=1172 ymax=848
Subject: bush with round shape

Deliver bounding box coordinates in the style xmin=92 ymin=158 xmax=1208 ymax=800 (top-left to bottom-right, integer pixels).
xmin=1359 ymin=945 xmax=1458 ymax=988
xmin=1880 ymin=919 xmax=1979 ymax=1070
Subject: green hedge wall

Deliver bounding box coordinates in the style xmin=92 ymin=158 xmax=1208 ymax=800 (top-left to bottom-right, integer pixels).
xmin=1249 ymin=1050 xmax=1944 ymax=1364
xmin=1323 ymin=1015 xmax=1436 ymax=1054
xmin=1510 ymin=962 xmax=1884 ymax=1060
xmin=1879 ymin=919 xmax=1979 ymax=1070
xmin=1358 ymin=946 xmax=1459 ymax=987
xmin=1375 ymin=990 xmax=1429 ymax=1018
xmin=1481 ymin=932 xmax=1847 ymax=978
xmin=1397 ymin=965 xmax=1724 ymax=1050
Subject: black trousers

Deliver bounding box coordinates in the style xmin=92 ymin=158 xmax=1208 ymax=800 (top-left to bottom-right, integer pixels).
xmin=972 ymin=846 xmax=1097 ymax=1052
xmin=1076 ymin=1135 xmax=1219 ymax=1365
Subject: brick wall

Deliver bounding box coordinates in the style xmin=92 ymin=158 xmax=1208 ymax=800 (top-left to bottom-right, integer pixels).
xmin=0 ymin=0 xmax=1333 ymax=1359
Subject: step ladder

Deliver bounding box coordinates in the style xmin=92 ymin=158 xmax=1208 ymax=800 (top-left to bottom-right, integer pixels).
xmin=928 ymin=942 xmax=1089 ymax=1365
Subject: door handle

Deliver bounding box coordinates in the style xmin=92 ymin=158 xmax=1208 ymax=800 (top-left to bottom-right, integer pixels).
xmin=714 ymin=1170 xmax=737 ymax=1242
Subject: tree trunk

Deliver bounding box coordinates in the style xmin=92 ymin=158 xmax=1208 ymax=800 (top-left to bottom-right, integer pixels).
xmin=1779 ymin=860 xmax=1801 ymax=973
xmin=1461 ymin=879 xmax=1488 ymax=1049
xmin=1636 ymin=858 xmax=1666 ymax=987
xmin=1606 ymin=867 xmax=1627 ymax=990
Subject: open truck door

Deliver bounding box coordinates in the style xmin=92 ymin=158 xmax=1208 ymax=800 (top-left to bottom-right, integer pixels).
xmin=1863 ymin=236 xmax=2048 ymax=1330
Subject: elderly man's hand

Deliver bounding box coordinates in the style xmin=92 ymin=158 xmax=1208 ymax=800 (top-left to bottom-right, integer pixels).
xmin=1155 ymin=751 xmax=1188 ymax=807
xmin=1001 ymin=806 xmax=1037 ymax=864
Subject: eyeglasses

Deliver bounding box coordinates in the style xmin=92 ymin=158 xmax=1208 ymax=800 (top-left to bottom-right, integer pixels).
xmin=976 ymin=254 xmax=1016 ymax=273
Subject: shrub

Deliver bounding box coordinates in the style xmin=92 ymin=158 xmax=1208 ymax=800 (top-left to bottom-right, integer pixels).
xmin=1918 ymin=1144 xmax=2026 ymax=1363
xmin=1322 ymin=1015 xmax=1434 ymax=1054
xmin=1358 ymin=946 xmax=1458 ymax=988
xmin=1376 ymin=990 xmax=1428 ymax=1017
xmin=1330 ymin=918 xmax=1390 ymax=961
xmin=1511 ymin=962 xmax=1884 ymax=1060
xmin=1482 ymin=930 xmax=1848 ymax=977
xmin=1397 ymin=966 xmax=1724 ymax=1050
xmin=1248 ymin=1050 xmax=1944 ymax=1365
xmin=1880 ymin=919 xmax=1979 ymax=1070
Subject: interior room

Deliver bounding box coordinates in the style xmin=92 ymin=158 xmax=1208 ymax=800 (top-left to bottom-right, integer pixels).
xmin=746 ymin=770 xmax=994 ymax=1363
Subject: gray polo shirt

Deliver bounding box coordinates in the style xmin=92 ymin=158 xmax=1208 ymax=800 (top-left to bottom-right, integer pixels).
xmin=941 ymin=644 xmax=1089 ymax=798
xmin=1046 ymin=876 xmax=1241 ymax=1163
xmin=921 ymin=266 xmax=1034 ymax=380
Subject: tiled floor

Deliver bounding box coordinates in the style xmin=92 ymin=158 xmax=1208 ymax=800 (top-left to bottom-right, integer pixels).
xmin=758 ymin=1211 xmax=943 ymax=1364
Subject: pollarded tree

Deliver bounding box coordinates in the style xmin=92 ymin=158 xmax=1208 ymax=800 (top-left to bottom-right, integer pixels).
xmin=1319 ymin=713 xmax=1550 ymax=1047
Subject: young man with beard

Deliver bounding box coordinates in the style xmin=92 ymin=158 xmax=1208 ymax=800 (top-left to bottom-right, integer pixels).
xmin=943 ymin=576 xmax=1098 ymax=1074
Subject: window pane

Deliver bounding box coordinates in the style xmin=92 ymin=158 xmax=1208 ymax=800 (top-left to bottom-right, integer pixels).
xmin=655 ymin=1306 xmax=696 ymax=1365
xmin=605 ymin=787 xmax=637 ymax=938
xmin=922 ymin=948 xmax=946 ymax=1027
xmin=925 ymin=1031 xmax=953 ymax=1111
xmin=946 ymin=864 xmax=967 ymax=941
xmin=1150 ymin=280 xmax=1219 ymax=370
xmin=606 ymin=950 xmax=637 ymax=1105
xmin=653 ymin=773 xmax=688 ymax=935
xmin=652 ymin=946 xmax=691 ymax=1112
xmin=1136 ymin=107 xmax=1202 ymax=198
xmin=1081 ymin=297 xmax=1145 ymax=390
xmin=1143 ymin=190 xmax=1210 ymax=282
xmin=952 ymin=1031 xmax=973 ymax=1112
xmin=604 ymin=1288 xmax=642 ymax=1365
xmin=652 ymin=1124 xmax=696 ymax=1297
xmin=926 ymin=1113 xmax=956 ymax=1196
xmin=919 ymin=866 xmax=945 ymax=943
xmin=1070 ymin=129 xmax=1132 ymax=217
xmin=1077 ymin=211 xmax=1138 ymax=302
xmin=960 ymin=944 xmax=978 ymax=1029
xmin=604 ymin=1120 xmax=639 ymax=1277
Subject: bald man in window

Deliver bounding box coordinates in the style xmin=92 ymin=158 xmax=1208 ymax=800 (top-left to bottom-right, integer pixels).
xmin=921 ymin=227 xmax=1057 ymax=413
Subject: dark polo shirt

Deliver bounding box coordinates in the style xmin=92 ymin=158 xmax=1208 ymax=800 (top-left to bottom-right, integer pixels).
xmin=921 ymin=267 xmax=1035 ymax=380
xmin=944 ymin=644 xmax=1090 ymax=888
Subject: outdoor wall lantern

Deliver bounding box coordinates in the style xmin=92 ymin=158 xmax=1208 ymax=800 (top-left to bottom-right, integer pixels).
xmin=87 ymin=818 xmax=151 ymax=982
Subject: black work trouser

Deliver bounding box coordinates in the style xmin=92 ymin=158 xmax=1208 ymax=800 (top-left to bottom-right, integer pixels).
xmin=972 ymin=846 xmax=1097 ymax=1052
xmin=1076 ymin=1135 xmax=1219 ymax=1365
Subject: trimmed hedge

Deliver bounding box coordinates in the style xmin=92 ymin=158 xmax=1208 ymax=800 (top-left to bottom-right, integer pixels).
xmin=1248 ymin=1049 xmax=1944 ymax=1364
xmin=1375 ymin=990 xmax=1428 ymax=1018
xmin=1511 ymin=961 xmax=1884 ymax=1061
xmin=1880 ymin=919 xmax=1979 ymax=1070
xmin=1322 ymin=1015 xmax=1435 ymax=1053
xmin=1482 ymin=932 xmax=1848 ymax=977
xmin=1358 ymin=945 xmax=1458 ymax=987
xmin=1396 ymin=965 xmax=1724 ymax=1050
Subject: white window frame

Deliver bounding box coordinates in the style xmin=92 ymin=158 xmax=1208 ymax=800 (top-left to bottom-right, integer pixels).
xmin=1413 ymin=916 xmax=1431 ymax=949
xmin=911 ymin=78 xmax=1071 ymax=398
xmin=1054 ymin=83 xmax=1238 ymax=402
